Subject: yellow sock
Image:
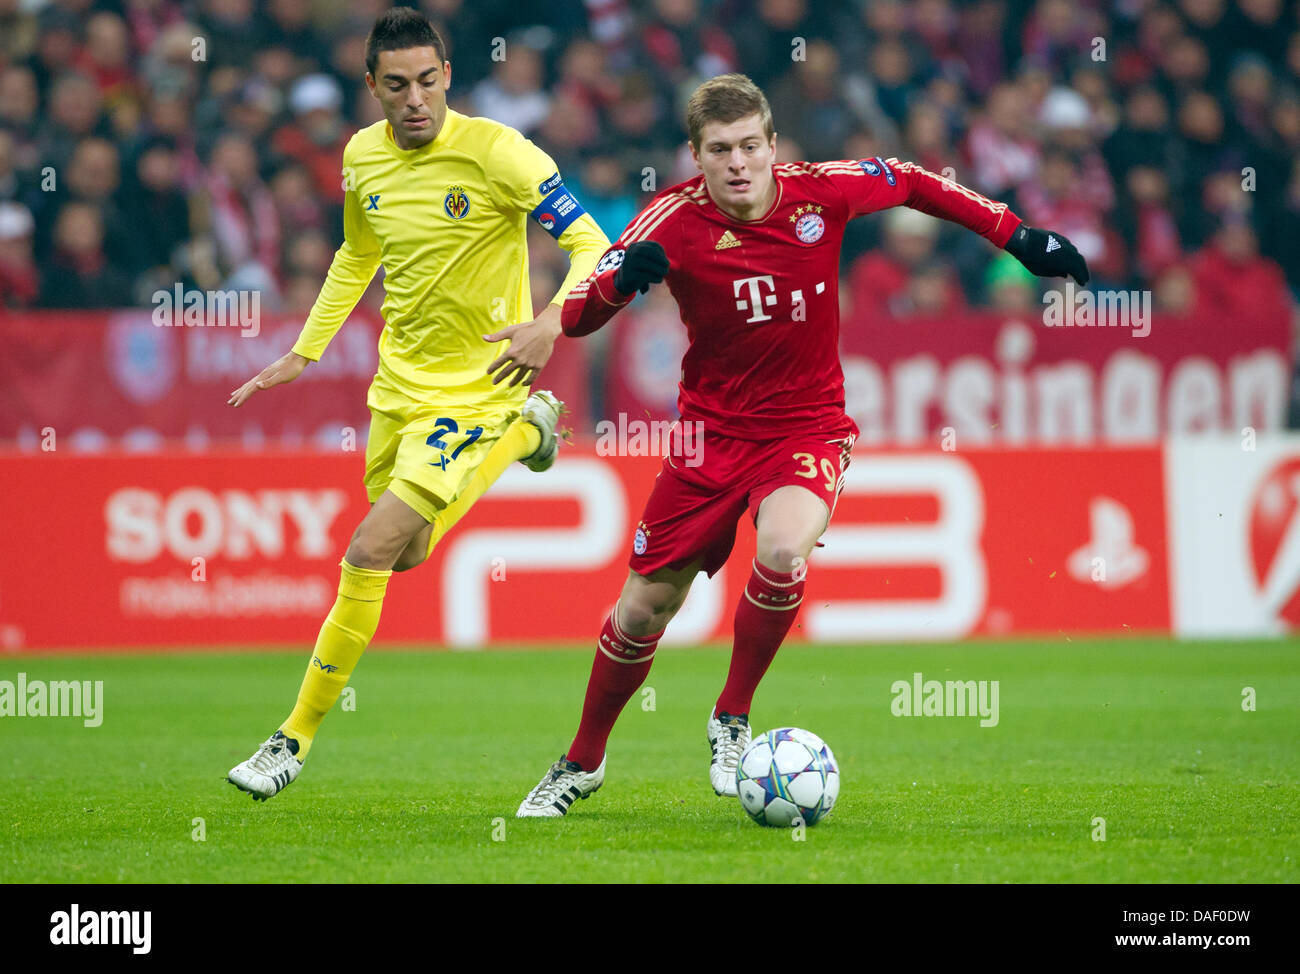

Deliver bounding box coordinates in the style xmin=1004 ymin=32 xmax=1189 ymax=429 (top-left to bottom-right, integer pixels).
xmin=425 ymin=418 xmax=542 ymax=558
xmin=280 ymin=559 xmax=392 ymax=759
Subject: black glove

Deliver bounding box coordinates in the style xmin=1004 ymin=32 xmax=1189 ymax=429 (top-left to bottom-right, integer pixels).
xmin=1004 ymin=224 xmax=1090 ymax=286
xmin=612 ymin=240 xmax=670 ymax=295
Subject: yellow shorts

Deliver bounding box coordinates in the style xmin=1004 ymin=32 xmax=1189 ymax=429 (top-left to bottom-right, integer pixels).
xmin=364 ymin=382 xmax=522 ymax=523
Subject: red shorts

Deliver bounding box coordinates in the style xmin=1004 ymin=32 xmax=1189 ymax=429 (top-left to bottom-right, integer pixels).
xmin=629 ymin=421 xmax=858 ymax=578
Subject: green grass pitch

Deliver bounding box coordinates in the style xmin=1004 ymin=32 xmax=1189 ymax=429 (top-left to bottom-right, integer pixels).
xmin=2 ymin=638 xmax=1297 ymax=883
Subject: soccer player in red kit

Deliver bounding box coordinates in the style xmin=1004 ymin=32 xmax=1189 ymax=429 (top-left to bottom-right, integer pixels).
xmin=517 ymin=74 xmax=1089 ymax=816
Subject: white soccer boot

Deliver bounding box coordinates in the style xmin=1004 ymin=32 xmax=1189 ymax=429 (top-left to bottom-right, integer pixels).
xmin=227 ymin=730 xmax=303 ymax=801
xmin=516 ymin=754 xmax=606 ymax=817
xmin=707 ymin=709 xmax=751 ymax=797
xmin=519 ymin=389 xmax=564 ymax=472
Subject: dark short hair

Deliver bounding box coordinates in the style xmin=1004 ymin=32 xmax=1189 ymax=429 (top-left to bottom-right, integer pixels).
xmin=365 ymin=7 xmax=447 ymax=77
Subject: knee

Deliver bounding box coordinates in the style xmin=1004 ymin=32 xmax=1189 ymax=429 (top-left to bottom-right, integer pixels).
xmin=618 ymin=592 xmax=681 ymax=637
xmin=345 ymin=526 xmax=392 ymax=571
xmin=616 ymin=598 xmax=661 ymax=636
xmin=755 ymin=542 xmax=807 ymax=575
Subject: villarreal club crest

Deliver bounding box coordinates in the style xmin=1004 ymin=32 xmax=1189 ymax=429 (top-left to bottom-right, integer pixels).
xmin=444 ymin=184 xmax=470 ymax=220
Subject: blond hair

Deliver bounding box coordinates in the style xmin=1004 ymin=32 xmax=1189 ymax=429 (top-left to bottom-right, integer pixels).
xmin=686 ymin=74 xmax=775 ymax=149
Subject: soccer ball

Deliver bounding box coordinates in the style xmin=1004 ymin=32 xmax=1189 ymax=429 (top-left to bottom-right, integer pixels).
xmin=736 ymin=727 xmax=839 ymax=827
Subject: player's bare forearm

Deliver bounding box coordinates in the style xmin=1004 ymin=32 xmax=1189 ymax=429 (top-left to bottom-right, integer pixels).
xmin=228 ymin=350 xmax=311 ymax=407
xmin=483 ymin=304 xmax=563 ymax=387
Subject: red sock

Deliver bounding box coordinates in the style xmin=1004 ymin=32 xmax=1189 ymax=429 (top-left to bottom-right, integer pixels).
xmin=715 ymin=559 xmax=805 ymax=717
xmin=566 ymin=605 xmax=663 ymax=770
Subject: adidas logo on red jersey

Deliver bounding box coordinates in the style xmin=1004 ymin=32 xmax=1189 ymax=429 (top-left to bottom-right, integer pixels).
xmin=715 ymin=230 xmax=741 ymax=250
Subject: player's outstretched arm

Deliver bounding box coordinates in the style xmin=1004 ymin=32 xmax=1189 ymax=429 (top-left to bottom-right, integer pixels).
xmin=829 ymin=156 xmax=1086 ymax=287
xmin=227 ymin=350 xmax=310 ymax=407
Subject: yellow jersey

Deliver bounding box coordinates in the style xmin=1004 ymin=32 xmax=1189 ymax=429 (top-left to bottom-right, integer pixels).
xmin=292 ymin=109 xmax=609 ymax=415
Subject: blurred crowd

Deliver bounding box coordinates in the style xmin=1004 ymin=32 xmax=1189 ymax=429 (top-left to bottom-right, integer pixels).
xmin=0 ymin=0 xmax=1297 ymax=329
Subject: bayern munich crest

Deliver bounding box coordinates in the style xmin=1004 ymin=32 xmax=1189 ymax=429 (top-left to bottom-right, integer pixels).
xmin=633 ymin=526 xmax=648 ymax=555
xmin=795 ymin=211 xmax=825 ymax=243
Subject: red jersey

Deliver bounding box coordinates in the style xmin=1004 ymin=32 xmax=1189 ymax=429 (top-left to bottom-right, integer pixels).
xmin=562 ymin=157 xmax=1021 ymax=440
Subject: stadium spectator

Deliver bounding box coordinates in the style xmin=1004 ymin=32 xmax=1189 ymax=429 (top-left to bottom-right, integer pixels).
xmin=637 ymin=0 xmax=738 ymax=101
xmin=555 ymin=36 xmax=619 ymax=113
xmin=603 ymin=70 xmax=667 ymax=164
xmin=903 ymin=100 xmax=957 ymax=178
xmin=269 ymin=160 xmax=329 ymax=238
xmin=900 ymin=257 xmax=967 ymax=318
xmin=0 ymin=67 xmax=41 ymax=166
xmin=39 ymin=201 xmax=132 ymax=308
xmin=0 ymin=130 xmax=19 ymax=203
xmin=198 ymin=132 xmax=280 ymax=291
xmin=1104 ymin=86 xmax=1174 ymax=187
xmin=1017 ymin=145 xmax=1121 ymax=283
xmin=196 ymin=0 xmax=267 ymax=72
xmin=849 ymin=207 xmax=966 ymax=323
xmin=471 ymin=39 xmax=552 ymax=136
xmin=1261 ymin=159 xmax=1300 ymax=295
xmin=122 ymin=0 xmax=187 ymax=57
xmin=767 ymin=40 xmax=878 ymax=164
xmin=1120 ymin=165 xmax=1183 ymax=283
xmin=264 ymin=0 xmax=330 ymax=69
xmin=27 ymin=6 xmax=81 ymax=95
xmin=965 ymin=81 xmax=1040 ymax=202
xmin=117 ymin=136 xmax=192 ymax=280
xmin=140 ymin=22 xmax=205 ymax=106
xmin=546 ymin=37 xmax=616 ymax=151
xmin=1021 ymin=0 xmax=1107 ymax=75
xmin=0 ymin=0 xmax=39 ymax=63
xmin=729 ymin=0 xmax=833 ymax=91
xmin=1189 ymin=215 xmax=1291 ymax=319
xmin=954 ymin=0 xmax=1011 ymax=97
xmin=534 ymin=92 xmax=597 ymax=178
xmin=77 ymin=12 xmax=139 ymax=103
xmin=273 ymin=74 xmax=349 ymax=206
xmin=51 ymin=136 xmax=131 ymax=263
xmin=566 ymin=151 xmax=639 ymax=240
xmin=222 ymin=78 xmax=285 ymax=146
xmin=38 ymin=73 xmax=104 ymax=176
xmin=0 ymin=201 xmax=39 ymax=309
xmin=1153 ymin=262 xmax=1197 ymax=314
xmin=984 ymin=251 xmax=1039 ymax=314
xmin=1037 ymin=87 xmax=1116 ymax=215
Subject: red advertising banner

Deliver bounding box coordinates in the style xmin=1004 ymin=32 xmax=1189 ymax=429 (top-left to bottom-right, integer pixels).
xmin=0 ymin=445 xmax=1169 ymax=651
xmin=838 ymin=307 xmax=1291 ymax=446
xmin=606 ymin=305 xmax=1292 ymax=445
xmin=0 ymin=311 xmax=591 ymax=450
xmin=1 ymin=306 xmax=1286 ymax=452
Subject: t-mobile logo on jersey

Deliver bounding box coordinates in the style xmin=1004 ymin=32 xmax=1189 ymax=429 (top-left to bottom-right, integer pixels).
xmin=734 ymin=275 xmax=777 ymax=323
xmin=733 ymin=275 xmax=826 ymax=324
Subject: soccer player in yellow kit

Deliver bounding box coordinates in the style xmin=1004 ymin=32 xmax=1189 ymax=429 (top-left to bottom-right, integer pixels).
xmin=225 ymin=8 xmax=610 ymax=800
